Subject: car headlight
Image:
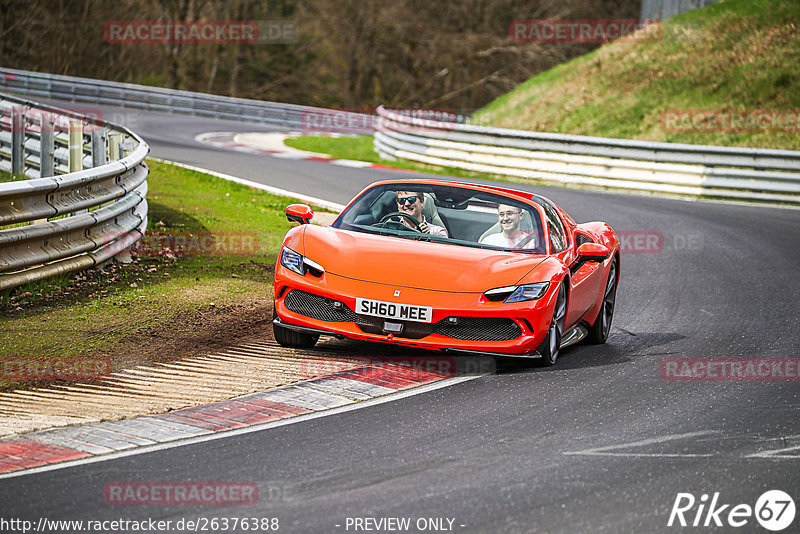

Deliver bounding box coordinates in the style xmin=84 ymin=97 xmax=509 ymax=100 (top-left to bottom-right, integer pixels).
xmin=485 ymin=282 xmax=549 ymax=303
xmin=280 ymin=246 xmax=324 ymax=277
xmin=281 ymin=246 xmax=305 ymax=275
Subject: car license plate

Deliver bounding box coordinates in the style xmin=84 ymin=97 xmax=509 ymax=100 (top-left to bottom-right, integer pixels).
xmin=355 ymin=298 xmax=433 ymax=323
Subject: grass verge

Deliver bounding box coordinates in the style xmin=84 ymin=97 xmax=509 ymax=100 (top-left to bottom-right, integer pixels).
xmin=0 ymin=170 xmax=27 ymax=183
xmin=284 ymin=135 xmax=505 ymax=182
xmin=472 ymin=0 xmax=800 ymax=151
xmin=0 ymin=159 xmax=313 ymax=391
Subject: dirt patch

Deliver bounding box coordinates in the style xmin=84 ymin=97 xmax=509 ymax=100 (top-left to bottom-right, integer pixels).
xmin=0 ymin=253 xmax=175 ymax=317
xmin=97 ymin=292 xmax=276 ymax=371
xmin=0 ymin=253 xmax=280 ymax=392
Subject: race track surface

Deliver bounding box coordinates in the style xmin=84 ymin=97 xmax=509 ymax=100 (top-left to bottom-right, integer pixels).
xmin=3 ymin=104 xmax=799 ymax=533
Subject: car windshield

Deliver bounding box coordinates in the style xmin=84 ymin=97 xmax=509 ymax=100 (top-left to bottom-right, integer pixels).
xmin=333 ymin=183 xmax=546 ymax=254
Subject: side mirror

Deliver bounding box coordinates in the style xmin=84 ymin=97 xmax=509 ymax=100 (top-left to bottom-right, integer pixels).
xmin=576 ymin=242 xmax=610 ymax=263
xmin=286 ymin=204 xmax=314 ymax=225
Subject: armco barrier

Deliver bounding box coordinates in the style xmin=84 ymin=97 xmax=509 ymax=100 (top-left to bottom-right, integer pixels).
xmin=0 ymin=67 xmax=372 ymax=132
xmin=4 ymin=68 xmax=798 ymax=212
xmin=374 ymin=106 xmax=800 ymax=204
xmin=0 ymin=93 xmax=149 ymax=291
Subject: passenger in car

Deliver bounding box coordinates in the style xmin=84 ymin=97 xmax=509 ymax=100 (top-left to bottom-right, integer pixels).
xmin=395 ymin=191 xmax=448 ymax=237
xmin=480 ymin=204 xmax=537 ymax=248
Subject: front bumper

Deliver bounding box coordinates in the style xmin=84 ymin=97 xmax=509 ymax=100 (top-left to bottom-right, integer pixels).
xmin=274 ymin=316 xmax=544 ymax=359
xmin=274 ymin=269 xmax=554 ymax=356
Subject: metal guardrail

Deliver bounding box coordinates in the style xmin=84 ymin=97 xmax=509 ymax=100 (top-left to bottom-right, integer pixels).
xmin=641 ymin=0 xmax=719 ymax=20
xmin=374 ymin=106 xmax=800 ymax=204
xmin=0 ymin=67 xmax=373 ymax=132
xmin=4 ymin=67 xmax=798 ymax=213
xmin=0 ymin=92 xmax=149 ymax=291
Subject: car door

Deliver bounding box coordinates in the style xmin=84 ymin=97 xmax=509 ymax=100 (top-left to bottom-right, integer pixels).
xmin=542 ymin=203 xmax=600 ymax=326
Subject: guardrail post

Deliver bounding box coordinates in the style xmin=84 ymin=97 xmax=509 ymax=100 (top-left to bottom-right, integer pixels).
xmin=40 ymin=112 xmax=55 ymax=177
xmin=68 ymin=120 xmax=83 ymax=173
xmin=91 ymin=128 xmax=107 ymax=168
xmin=11 ymin=106 xmax=24 ymax=175
xmin=69 ymin=120 xmax=89 ymax=216
xmin=0 ymin=91 xmax=151 ymax=292
xmin=120 ymin=136 xmax=135 ymax=158
xmin=108 ymin=133 xmax=121 ymax=161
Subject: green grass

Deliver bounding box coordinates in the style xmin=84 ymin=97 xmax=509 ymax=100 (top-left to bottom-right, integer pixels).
xmin=285 ymin=135 xmax=380 ymax=163
xmin=284 ymin=135 xmax=520 ymax=183
xmin=0 ymin=159 xmax=309 ymax=391
xmin=0 ymin=170 xmax=27 ymax=183
xmin=471 ymin=0 xmax=800 ymax=150
xmin=286 ymin=1 xmax=799 ymax=203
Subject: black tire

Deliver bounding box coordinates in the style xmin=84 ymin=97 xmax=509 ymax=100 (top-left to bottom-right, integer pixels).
xmin=535 ymin=283 xmax=567 ymax=367
xmin=272 ymin=308 xmax=319 ymax=348
xmin=587 ymin=258 xmax=617 ymax=345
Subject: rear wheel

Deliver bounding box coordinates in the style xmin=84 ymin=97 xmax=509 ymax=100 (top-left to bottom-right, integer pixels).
xmin=535 ymin=283 xmax=567 ymax=367
xmin=272 ymin=308 xmax=319 ymax=348
xmin=587 ymin=258 xmax=617 ymax=344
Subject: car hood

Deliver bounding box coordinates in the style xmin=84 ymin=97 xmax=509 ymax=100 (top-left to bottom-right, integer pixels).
xmin=301 ymin=226 xmax=545 ymax=292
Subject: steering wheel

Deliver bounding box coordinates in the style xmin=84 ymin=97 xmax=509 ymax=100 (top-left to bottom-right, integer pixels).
xmin=376 ymin=211 xmax=422 ymax=232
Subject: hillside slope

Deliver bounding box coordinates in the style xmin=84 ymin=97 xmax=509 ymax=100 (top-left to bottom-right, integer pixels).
xmin=473 ymin=0 xmax=800 ymax=150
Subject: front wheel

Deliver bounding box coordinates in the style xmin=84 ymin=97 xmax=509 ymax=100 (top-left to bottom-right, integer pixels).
xmin=535 ymin=283 xmax=566 ymax=367
xmin=272 ymin=308 xmax=319 ymax=348
xmin=587 ymin=258 xmax=617 ymax=344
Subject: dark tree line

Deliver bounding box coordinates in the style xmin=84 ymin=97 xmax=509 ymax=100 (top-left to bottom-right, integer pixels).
xmin=0 ymin=0 xmax=640 ymax=111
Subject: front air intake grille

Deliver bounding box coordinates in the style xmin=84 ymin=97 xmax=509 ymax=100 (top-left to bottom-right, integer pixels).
xmin=285 ymin=290 xmax=522 ymax=342
xmin=284 ymin=290 xmax=363 ymax=323
xmin=433 ymin=317 xmax=522 ymax=341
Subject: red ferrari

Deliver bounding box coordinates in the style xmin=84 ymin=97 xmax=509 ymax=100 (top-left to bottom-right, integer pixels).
xmin=273 ymin=179 xmax=619 ymax=366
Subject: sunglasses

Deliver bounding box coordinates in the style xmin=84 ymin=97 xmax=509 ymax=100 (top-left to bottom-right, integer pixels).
xmin=396 ymin=196 xmax=419 ymax=205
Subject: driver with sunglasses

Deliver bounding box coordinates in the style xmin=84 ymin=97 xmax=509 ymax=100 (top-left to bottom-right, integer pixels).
xmin=394 ymin=191 xmax=448 ymax=237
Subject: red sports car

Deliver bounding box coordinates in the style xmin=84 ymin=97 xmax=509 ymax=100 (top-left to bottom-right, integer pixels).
xmin=273 ymin=179 xmax=619 ymax=366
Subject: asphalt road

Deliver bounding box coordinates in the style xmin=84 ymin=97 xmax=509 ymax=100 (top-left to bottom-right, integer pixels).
xmin=2 ymin=104 xmax=799 ymax=533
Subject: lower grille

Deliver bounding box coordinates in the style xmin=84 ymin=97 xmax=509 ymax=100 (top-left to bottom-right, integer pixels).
xmin=284 ymin=290 xmax=521 ymax=342
xmin=433 ymin=317 xmax=522 ymax=341
xmin=284 ymin=290 xmax=364 ymax=323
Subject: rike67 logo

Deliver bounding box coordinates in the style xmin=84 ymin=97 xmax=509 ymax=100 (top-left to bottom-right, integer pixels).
xmin=668 ymin=490 xmax=796 ymax=531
